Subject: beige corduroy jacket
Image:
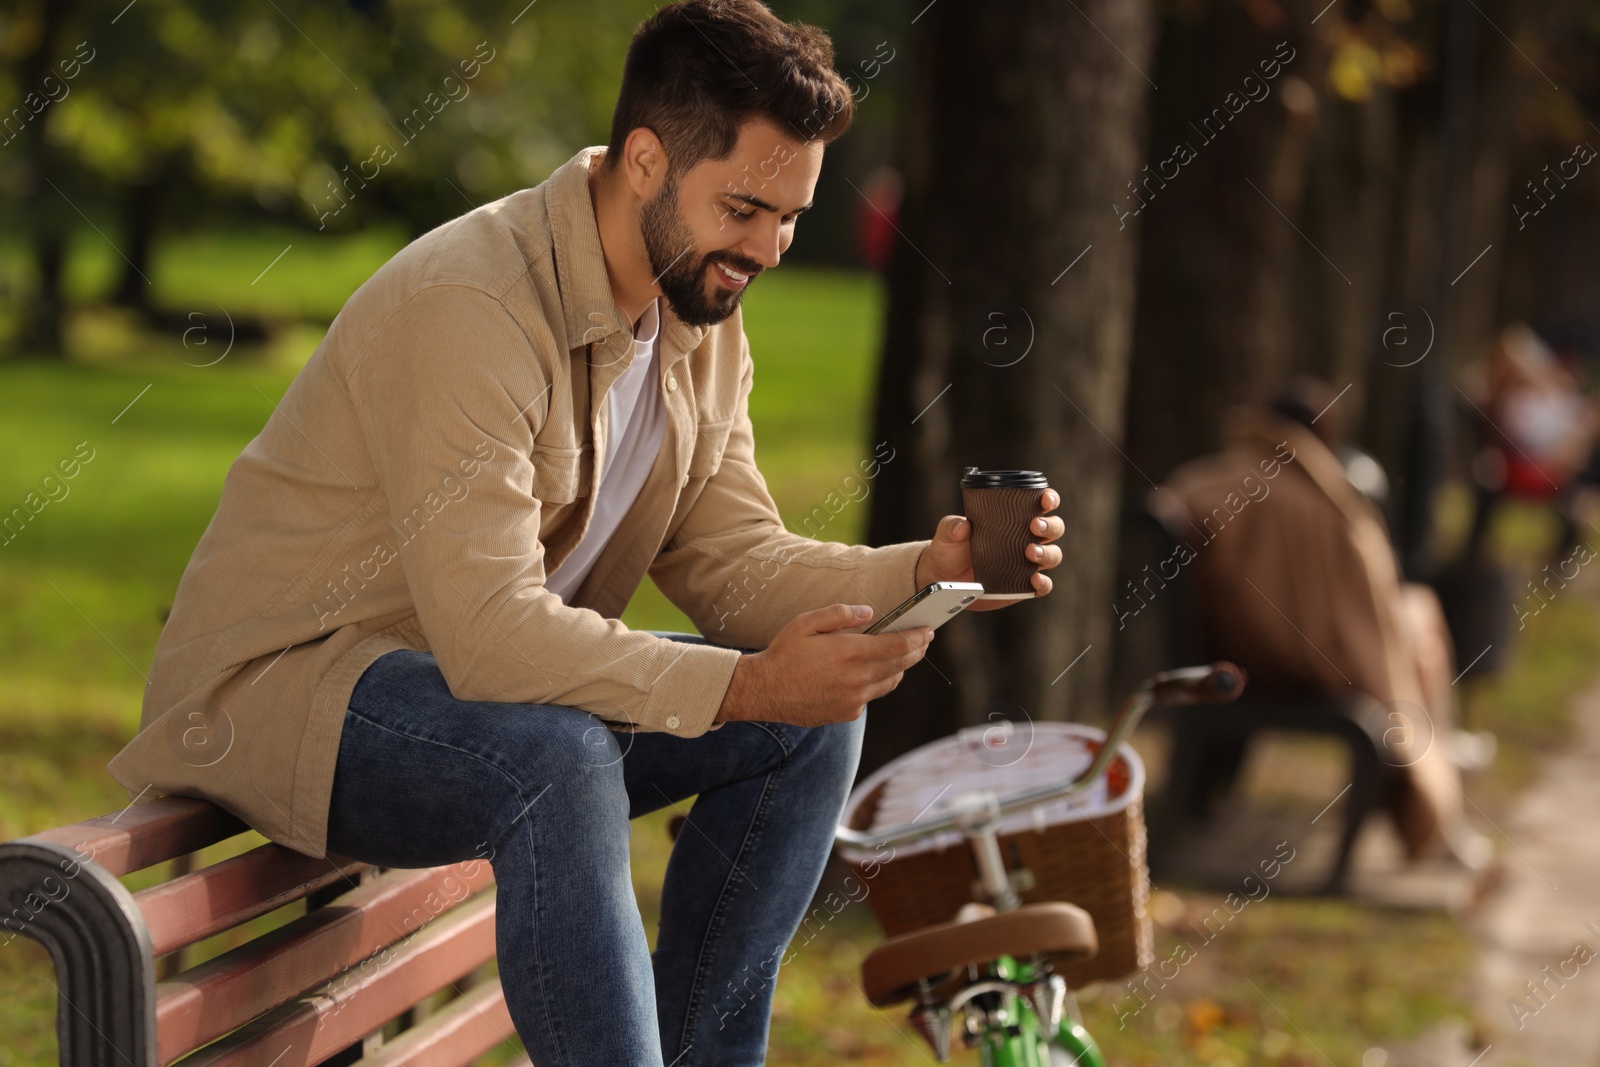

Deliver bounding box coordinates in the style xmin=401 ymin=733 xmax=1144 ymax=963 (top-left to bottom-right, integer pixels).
xmin=107 ymin=146 xmax=929 ymax=858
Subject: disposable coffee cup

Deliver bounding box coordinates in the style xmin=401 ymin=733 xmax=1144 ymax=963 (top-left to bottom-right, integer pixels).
xmin=960 ymin=467 xmax=1050 ymax=600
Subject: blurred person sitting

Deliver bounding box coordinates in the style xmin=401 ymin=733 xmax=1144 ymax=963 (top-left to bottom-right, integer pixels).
xmin=1459 ymin=322 xmax=1600 ymax=560
xmin=1153 ymin=378 xmax=1491 ymax=869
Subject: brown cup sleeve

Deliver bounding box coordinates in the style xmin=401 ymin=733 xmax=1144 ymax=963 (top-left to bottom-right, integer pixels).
xmin=961 ymin=486 xmax=1046 ymax=595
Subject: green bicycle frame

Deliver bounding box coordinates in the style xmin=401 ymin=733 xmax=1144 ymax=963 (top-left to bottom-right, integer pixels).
xmin=971 ymin=956 xmax=1106 ymax=1067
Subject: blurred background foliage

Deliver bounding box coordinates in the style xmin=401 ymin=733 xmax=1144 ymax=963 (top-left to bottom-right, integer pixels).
xmin=0 ymin=0 xmax=910 ymax=357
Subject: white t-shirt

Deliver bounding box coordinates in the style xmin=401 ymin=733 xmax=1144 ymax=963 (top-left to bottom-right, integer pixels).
xmin=543 ymin=298 xmax=668 ymax=602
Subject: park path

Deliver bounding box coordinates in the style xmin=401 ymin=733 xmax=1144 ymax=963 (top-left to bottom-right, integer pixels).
xmin=1464 ymin=677 xmax=1600 ymax=1067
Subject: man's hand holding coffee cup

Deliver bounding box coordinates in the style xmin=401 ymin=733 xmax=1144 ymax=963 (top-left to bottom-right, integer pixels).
xmin=715 ymin=471 xmax=1060 ymax=725
xmin=915 ymin=485 xmax=1063 ymax=610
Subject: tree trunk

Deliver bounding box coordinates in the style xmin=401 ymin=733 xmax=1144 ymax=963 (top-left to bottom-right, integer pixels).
xmin=1106 ymin=2 xmax=1330 ymax=691
xmin=860 ymin=0 xmax=1155 ymax=776
xmin=14 ymin=0 xmax=77 ymax=359
xmin=1358 ymin=81 xmax=1436 ymax=504
xmin=113 ymin=173 xmax=164 ymax=316
xmin=1121 ymin=2 xmax=1332 ymax=488
xmin=1362 ymin=0 xmax=1521 ymax=577
xmin=1292 ymin=89 xmax=1399 ymax=429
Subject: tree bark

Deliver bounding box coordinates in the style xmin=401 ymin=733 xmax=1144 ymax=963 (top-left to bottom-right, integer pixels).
xmin=860 ymin=0 xmax=1155 ymax=776
xmin=1105 ymin=2 xmax=1330 ymax=691
xmin=1360 ymin=0 xmax=1521 ymax=576
xmin=1121 ymin=2 xmax=1331 ymax=488
xmin=1292 ymin=89 xmax=1398 ymax=427
xmin=1358 ymin=82 xmax=1439 ymax=517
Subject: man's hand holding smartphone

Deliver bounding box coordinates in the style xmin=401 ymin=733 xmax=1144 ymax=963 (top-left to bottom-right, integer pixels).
xmin=714 ymin=602 xmax=934 ymax=728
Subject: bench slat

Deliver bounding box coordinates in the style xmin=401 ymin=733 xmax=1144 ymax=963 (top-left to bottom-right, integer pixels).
xmin=171 ymin=891 xmax=498 ymax=1067
xmin=353 ymin=978 xmax=513 ymax=1067
xmin=156 ymin=861 xmax=494 ymax=1065
xmin=25 ymin=796 xmax=247 ymax=878
xmin=136 ymin=844 xmax=370 ymax=958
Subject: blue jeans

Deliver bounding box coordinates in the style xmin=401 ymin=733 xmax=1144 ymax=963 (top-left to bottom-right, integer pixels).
xmin=324 ymin=635 xmax=866 ymax=1067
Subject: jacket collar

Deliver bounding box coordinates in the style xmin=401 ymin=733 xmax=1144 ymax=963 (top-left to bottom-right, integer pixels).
xmin=546 ymin=146 xmax=711 ymax=360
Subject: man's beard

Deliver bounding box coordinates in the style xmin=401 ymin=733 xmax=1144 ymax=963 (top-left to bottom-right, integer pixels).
xmin=641 ymin=174 xmax=762 ymax=327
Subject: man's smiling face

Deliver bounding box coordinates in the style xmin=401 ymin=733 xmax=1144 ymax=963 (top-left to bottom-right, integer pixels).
xmin=640 ymin=118 xmax=823 ymax=327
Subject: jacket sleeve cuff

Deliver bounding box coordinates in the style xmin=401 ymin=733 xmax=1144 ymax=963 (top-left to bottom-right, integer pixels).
xmin=846 ymin=540 xmax=931 ymax=629
xmin=637 ymin=639 xmax=743 ymax=737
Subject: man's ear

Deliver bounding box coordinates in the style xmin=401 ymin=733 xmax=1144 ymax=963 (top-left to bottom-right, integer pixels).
xmin=620 ymin=127 xmax=670 ymax=202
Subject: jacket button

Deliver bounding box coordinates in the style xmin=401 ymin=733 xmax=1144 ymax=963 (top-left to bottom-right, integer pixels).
xmin=666 ymin=715 xmax=681 ymax=730
xmin=667 ymin=377 xmax=678 ymax=392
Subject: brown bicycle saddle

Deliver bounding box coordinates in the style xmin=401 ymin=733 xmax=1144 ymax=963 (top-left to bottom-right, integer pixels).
xmin=860 ymin=901 xmax=1099 ymax=1007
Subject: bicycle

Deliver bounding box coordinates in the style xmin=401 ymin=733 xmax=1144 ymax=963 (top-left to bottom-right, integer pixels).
xmin=834 ymin=662 xmax=1246 ymax=1066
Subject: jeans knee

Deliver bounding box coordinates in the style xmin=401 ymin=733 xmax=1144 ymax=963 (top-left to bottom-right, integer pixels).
xmin=793 ymin=713 xmax=866 ymax=791
xmin=488 ymin=711 xmax=631 ymax=834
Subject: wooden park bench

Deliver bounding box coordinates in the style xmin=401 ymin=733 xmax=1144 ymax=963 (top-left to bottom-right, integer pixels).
xmin=0 ymin=795 xmax=524 ymax=1067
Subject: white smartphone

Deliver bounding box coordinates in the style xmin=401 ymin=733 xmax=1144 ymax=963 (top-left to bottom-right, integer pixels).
xmin=863 ymin=582 xmax=985 ymax=635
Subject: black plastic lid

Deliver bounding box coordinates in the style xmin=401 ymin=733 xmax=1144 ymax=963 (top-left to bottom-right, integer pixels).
xmin=960 ymin=467 xmax=1049 ymax=489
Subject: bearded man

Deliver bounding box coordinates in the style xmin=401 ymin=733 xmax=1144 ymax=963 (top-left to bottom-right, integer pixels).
xmin=108 ymin=3 xmax=1064 ymax=1063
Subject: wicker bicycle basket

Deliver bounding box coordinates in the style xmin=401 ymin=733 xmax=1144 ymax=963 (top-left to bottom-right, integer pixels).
xmin=836 ymin=719 xmax=1152 ymax=989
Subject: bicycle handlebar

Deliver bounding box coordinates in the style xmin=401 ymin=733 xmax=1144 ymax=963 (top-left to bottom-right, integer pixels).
xmin=834 ymin=661 xmax=1247 ymax=852
xmin=1149 ymin=661 xmax=1246 ymax=705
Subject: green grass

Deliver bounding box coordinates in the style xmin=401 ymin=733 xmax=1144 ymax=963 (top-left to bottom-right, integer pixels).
xmin=1 ymin=225 xmax=411 ymax=325
xmin=1074 ymin=896 xmax=1475 ymax=1067
xmin=1 ymin=224 xmax=1595 ymax=1066
xmin=1465 ymin=590 xmax=1600 ymax=807
xmin=1432 ymin=484 xmax=1600 ymax=805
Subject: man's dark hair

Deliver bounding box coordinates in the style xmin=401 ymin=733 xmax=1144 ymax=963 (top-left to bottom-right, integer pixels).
xmin=604 ymin=0 xmax=854 ymax=174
